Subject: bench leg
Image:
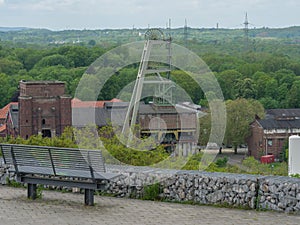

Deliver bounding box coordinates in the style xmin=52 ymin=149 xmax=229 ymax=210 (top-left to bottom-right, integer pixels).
xmin=28 ymin=183 xmax=37 ymax=200
xmin=84 ymin=189 xmax=94 ymax=206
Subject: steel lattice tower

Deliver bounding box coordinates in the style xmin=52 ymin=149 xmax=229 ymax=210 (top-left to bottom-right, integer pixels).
xmin=122 ymin=29 xmax=173 ymax=147
xmin=244 ymin=12 xmax=249 ymax=51
xmin=184 ymin=19 xmax=188 ymax=48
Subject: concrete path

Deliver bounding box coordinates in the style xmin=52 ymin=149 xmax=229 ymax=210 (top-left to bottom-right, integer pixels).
xmin=0 ymin=185 xmax=300 ymax=225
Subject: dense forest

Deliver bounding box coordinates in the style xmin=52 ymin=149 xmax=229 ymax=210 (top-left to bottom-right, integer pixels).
xmin=0 ymin=26 xmax=300 ymax=110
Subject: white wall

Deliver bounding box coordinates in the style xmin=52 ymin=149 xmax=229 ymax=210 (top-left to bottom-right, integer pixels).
xmin=288 ymin=135 xmax=300 ymax=175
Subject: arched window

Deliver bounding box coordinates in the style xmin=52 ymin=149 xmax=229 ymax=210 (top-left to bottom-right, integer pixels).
xmin=42 ymin=119 xmax=46 ymax=125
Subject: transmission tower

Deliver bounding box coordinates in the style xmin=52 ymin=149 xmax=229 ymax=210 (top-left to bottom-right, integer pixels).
xmin=184 ymin=19 xmax=188 ymax=48
xmin=168 ymin=18 xmax=171 ymax=38
xmin=244 ymin=12 xmax=249 ymax=51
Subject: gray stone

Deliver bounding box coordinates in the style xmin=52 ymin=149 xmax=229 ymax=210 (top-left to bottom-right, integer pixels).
xmin=295 ymin=201 xmax=300 ymax=210
xmin=207 ymin=191 xmax=223 ymax=203
xmin=179 ymin=190 xmax=185 ymax=200
xmin=249 ymin=197 xmax=256 ymax=209
xmin=261 ymin=184 xmax=269 ymax=192
xmin=269 ymin=185 xmax=277 ymax=193
xmin=250 ymin=183 xmax=256 ymax=192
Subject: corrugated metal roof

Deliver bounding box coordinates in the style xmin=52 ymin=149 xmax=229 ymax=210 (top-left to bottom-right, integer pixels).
xmin=266 ymin=108 xmax=300 ymax=119
xmin=139 ymin=103 xmax=196 ymax=114
xmin=258 ymin=118 xmax=300 ymax=130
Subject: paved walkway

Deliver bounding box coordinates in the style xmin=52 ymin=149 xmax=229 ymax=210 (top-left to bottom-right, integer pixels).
xmin=0 ymin=186 xmax=300 ymax=225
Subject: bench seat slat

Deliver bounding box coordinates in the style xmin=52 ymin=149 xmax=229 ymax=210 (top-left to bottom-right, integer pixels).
xmin=0 ymin=143 xmax=121 ymax=206
xmin=0 ymin=144 xmax=118 ymax=181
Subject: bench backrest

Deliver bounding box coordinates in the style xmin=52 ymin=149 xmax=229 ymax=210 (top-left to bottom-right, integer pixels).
xmin=0 ymin=144 xmax=106 ymax=179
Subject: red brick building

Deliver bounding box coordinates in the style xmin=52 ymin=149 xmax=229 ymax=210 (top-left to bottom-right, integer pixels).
xmin=6 ymin=103 xmax=19 ymax=137
xmin=247 ymin=109 xmax=300 ymax=160
xmin=2 ymin=80 xmax=199 ymax=155
xmin=138 ymin=103 xmax=199 ymax=154
xmin=0 ymin=102 xmax=18 ymax=137
xmin=7 ymin=80 xmax=72 ymax=138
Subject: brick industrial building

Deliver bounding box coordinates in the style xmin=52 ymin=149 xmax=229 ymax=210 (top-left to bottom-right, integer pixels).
xmin=6 ymin=80 xmax=72 ymax=138
xmin=0 ymin=102 xmax=18 ymax=137
xmin=247 ymin=109 xmax=300 ymax=160
xmin=72 ymin=99 xmax=201 ymax=155
xmin=1 ymin=80 xmax=200 ymax=156
xmin=138 ymin=103 xmax=200 ymax=154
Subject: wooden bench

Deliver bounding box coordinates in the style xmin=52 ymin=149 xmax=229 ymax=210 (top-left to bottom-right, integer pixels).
xmin=0 ymin=144 xmax=120 ymax=206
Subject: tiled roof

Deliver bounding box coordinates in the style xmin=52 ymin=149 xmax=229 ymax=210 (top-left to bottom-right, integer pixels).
xmin=0 ymin=124 xmax=6 ymax=133
xmin=110 ymin=98 xmax=122 ymax=103
xmin=0 ymin=102 xmax=18 ymax=119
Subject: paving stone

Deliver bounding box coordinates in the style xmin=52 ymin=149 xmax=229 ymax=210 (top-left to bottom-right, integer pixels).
xmin=0 ymin=186 xmax=300 ymax=225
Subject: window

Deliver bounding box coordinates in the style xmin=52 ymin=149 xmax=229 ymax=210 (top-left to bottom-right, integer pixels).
xmin=267 ymin=139 xmax=273 ymax=147
xmin=42 ymin=119 xmax=46 ymax=125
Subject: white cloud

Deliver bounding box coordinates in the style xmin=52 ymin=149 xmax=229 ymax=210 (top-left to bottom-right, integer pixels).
xmin=4 ymin=0 xmax=82 ymax=11
xmin=0 ymin=0 xmax=299 ymax=29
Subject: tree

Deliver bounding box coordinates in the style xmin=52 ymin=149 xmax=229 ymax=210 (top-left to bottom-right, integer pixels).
xmin=273 ymin=69 xmax=296 ymax=89
xmin=286 ymin=80 xmax=300 ymax=108
xmin=0 ymin=73 xmax=17 ymax=107
xmin=0 ymin=58 xmax=23 ymax=75
xmin=75 ymin=74 xmax=101 ymax=100
xmin=216 ymin=69 xmax=243 ymax=100
xmin=198 ymin=113 xmax=211 ymax=146
xmin=88 ymin=40 xmax=96 ymax=46
xmin=262 ymin=56 xmax=288 ymax=73
xmin=252 ymin=71 xmax=278 ymax=99
xmin=65 ymin=46 xmax=90 ymax=67
xmin=237 ymin=63 xmax=262 ymax=78
xmin=14 ymin=48 xmax=43 ymax=71
xmin=235 ymin=78 xmax=257 ymax=99
xmin=171 ymin=70 xmax=204 ymax=104
xmin=225 ymin=98 xmax=264 ymax=154
xmin=34 ymin=54 xmax=73 ymax=68
xmin=259 ymin=97 xmax=279 ymax=109
xmin=277 ymin=83 xmax=289 ymax=107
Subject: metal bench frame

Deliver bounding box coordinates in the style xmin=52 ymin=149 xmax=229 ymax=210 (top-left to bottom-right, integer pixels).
xmin=0 ymin=144 xmax=119 ymax=206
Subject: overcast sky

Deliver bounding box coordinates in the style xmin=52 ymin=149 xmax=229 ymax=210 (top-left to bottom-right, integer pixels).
xmin=0 ymin=0 xmax=299 ymax=30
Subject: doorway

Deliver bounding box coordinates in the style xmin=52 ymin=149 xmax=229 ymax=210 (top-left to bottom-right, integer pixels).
xmin=42 ymin=129 xmax=51 ymax=138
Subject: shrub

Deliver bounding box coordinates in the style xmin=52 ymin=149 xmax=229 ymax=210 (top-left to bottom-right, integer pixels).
xmin=215 ymin=157 xmax=228 ymax=167
xmin=142 ymin=183 xmax=162 ymax=200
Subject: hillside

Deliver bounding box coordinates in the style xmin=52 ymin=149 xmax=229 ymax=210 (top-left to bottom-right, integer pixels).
xmin=1 ymin=26 xmax=300 ymax=45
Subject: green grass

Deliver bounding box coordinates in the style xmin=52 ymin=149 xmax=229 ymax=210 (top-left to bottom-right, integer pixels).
xmin=181 ymin=154 xmax=288 ymax=176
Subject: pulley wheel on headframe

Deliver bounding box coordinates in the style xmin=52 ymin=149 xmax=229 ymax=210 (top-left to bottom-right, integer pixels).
xmin=145 ymin=28 xmax=164 ymax=40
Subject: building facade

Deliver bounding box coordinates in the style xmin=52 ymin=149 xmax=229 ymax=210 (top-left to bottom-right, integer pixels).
xmin=247 ymin=109 xmax=300 ymax=160
xmin=0 ymin=102 xmax=17 ymax=137
xmin=17 ymin=80 xmax=72 ymax=138
xmin=138 ymin=103 xmax=200 ymax=155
